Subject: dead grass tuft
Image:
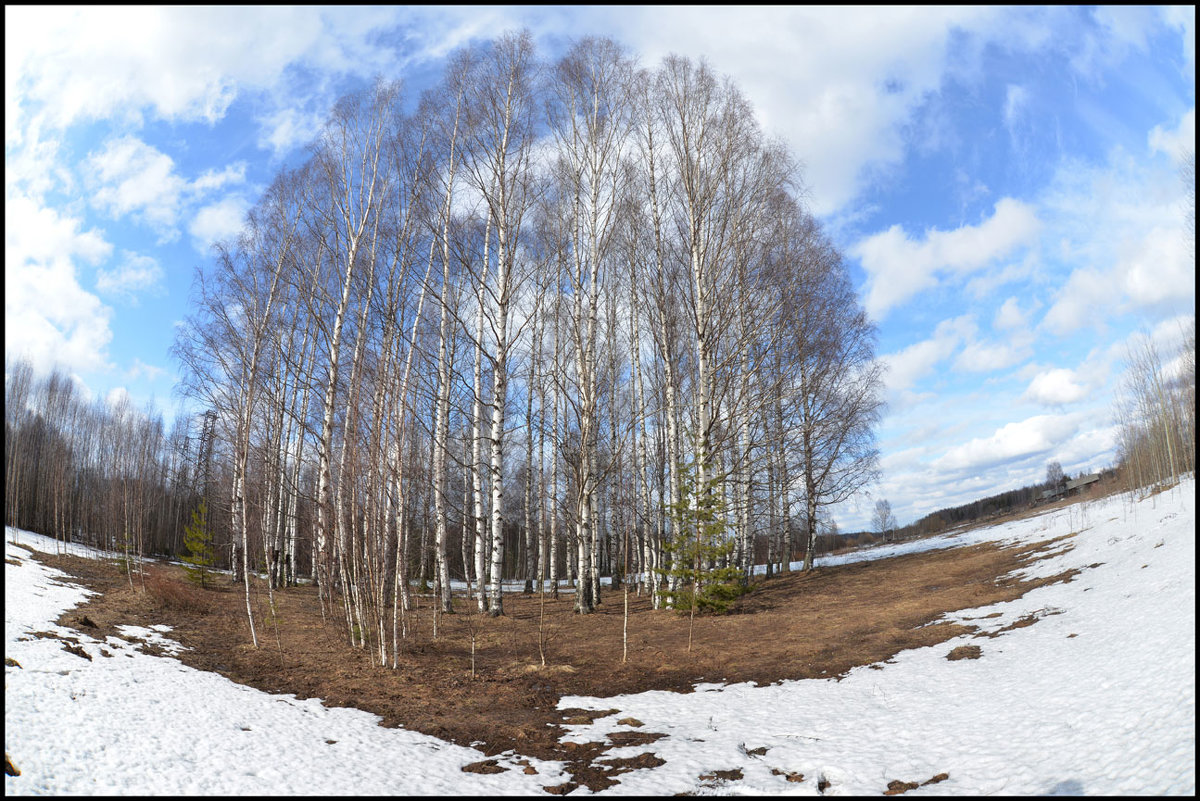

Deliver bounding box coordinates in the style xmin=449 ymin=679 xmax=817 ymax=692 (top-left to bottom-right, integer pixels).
xmin=144 ymin=570 xmax=212 ymax=615
xmin=946 ymin=644 xmax=982 ymax=661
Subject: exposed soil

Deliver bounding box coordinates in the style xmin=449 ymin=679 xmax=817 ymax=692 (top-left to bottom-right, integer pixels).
xmin=34 ymin=529 xmax=1081 ymax=793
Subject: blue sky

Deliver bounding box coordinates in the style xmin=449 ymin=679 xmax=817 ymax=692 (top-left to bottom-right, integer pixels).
xmin=5 ymin=6 xmax=1195 ymax=532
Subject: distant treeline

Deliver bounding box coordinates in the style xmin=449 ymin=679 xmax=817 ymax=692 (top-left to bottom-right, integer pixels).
xmin=834 ymin=467 xmax=1120 ymax=546
xmin=904 ymin=469 xmax=1121 ymax=540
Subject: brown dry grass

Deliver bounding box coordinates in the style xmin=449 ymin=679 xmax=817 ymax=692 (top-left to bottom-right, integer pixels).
xmin=38 ymin=527 xmax=1082 ymax=793
xmin=142 ymin=568 xmax=213 ymax=615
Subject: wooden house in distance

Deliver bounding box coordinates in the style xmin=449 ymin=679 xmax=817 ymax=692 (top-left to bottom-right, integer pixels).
xmin=1066 ymin=472 xmax=1101 ymax=496
xmin=1040 ymin=485 xmax=1065 ymax=502
xmin=1038 ymin=472 xmax=1102 ymax=503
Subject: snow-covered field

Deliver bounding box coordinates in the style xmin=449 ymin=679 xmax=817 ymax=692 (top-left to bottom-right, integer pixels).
xmin=5 ymin=480 xmax=1195 ymax=795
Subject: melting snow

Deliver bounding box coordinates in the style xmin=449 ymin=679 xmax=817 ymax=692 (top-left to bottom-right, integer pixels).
xmin=5 ymin=479 xmax=1195 ymax=795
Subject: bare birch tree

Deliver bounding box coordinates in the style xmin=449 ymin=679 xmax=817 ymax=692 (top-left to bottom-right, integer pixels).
xmin=458 ymin=31 xmax=541 ymax=616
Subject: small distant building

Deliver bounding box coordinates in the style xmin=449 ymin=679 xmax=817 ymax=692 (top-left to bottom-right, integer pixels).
xmin=1040 ymin=486 xmax=1065 ymax=502
xmin=1066 ymin=473 xmax=1101 ymax=495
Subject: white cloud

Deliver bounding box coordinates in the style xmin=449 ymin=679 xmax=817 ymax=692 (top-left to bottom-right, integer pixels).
xmin=934 ymin=413 xmax=1082 ymax=473
xmin=189 ymin=195 xmax=252 ymax=252
xmin=1147 ymin=313 xmax=1196 ymax=354
xmin=3 ymin=115 xmax=72 ymax=201
xmin=84 ymin=136 xmax=251 ymax=246
xmin=853 ymin=198 xmax=1040 ymax=320
xmin=1003 ymin=84 xmax=1032 ymax=158
xmin=1159 ymin=5 xmax=1195 ymax=77
xmin=1003 ymin=84 xmax=1029 ymax=129
xmin=106 ymin=386 xmax=133 ymax=412
xmin=127 ymin=358 xmax=168 ymax=382
xmin=7 ymin=7 xmax=401 ymax=131
xmin=96 ymin=251 xmax=164 ymax=303
xmin=1149 ymin=108 xmax=1195 ymax=162
xmin=586 ymin=6 xmax=1182 ymax=220
xmin=1119 ymin=228 xmax=1193 ymax=308
xmin=1045 ymin=225 xmax=1193 ymax=336
xmin=951 ymin=301 xmax=1039 ymax=373
xmin=7 ymin=6 xmax=407 ymax=181
xmin=1022 ymin=368 xmax=1088 ymax=406
xmin=1068 ymin=5 xmax=1162 ymax=81
xmin=1052 ymin=422 xmax=1119 ymax=475
xmin=993 ymin=297 xmax=1032 ymax=331
xmin=192 ymin=163 xmax=248 ymax=194
xmin=883 ymin=315 xmax=974 ymax=392
xmin=526 ymin=5 xmax=1019 ymax=216
xmin=255 ymin=105 xmax=327 ymax=157
xmin=85 ymin=136 xmax=187 ymax=235
xmin=1094 ymin=5 xmax=1158 ymax=51
xmin=963 ymin=251 xmax=1039 ymax=301
xmin=953 ymin=338 xmax=1029 ymax=374
xmin=5 ymin=192 xmax=114 ymax=374
xmin=1115 ymin=317 xmax=1197 ymax=386
xmin=879 ymin=445 xmax=928 ymax=474
xmin=1039 ymin=145 xmax=1193 ymax=336
xmin=1040 ymin=265 xmax=1110 ymax=335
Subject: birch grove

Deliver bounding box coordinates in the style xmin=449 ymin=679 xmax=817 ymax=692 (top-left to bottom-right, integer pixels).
xmin=7 ymin=30 xmax=915 ymax=653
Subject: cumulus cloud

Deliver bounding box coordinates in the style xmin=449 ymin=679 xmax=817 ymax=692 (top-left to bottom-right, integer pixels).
xmin=254 ymin=105 xmax=328 ymax=157
xmin=1115 ymin=318 xmax=1197 ymax=386
xmin=993 ymin=296 xmax=1032 ymax=331
xmin=943 ymin=299 xmax=1039 ymax=374
xmin=96 ymin=251 xmax=164 ymax=303
xmin=106 ymin=386 xmax=134 ymax=412
xmin=6 ymin=7 xmax=403 ymax=133
xmin=3 ymin=116 xmax=72 ymax=200
xmin=853 ymin=198 xmax=1040 ymax=320
xmin=1022 ymin=368 xmax=1088 ymax=406
xmin=1052 ymin=422 xmax=1119 ymax=474
xmin=189 ymin=195 xmax=252 ymax=252
xmin=582 ymin=5 xmax=1016 ymax=216
xmin=883 ymin=314 xmax=975 ymax=391
xmin=1119 ymin=229 xmax=1193 ymax=308
xmin=85 ymin=137 xmax=187 ymax=235
xmin=1040 ymin=266 xmax=1109 ymax=335
xmin=1149 ymin=108 xmax=1195 ymax=163
xmin=953 ymin=338 xmax=1029 ymax=373
xmin=1045 ymin=225 xmax=1193 ymax=335
xmin=5 ymin=192 xmax=114 ymax=374
xmin=83 ymin=136 xmax=252 ymax=245
xmin=192 ymin=163 xmax=248 ymax=194
xmin=934 ymin=413 xmax=1082 ymax=473
xmin=1147 ymin=313 xmax=1196 ymax=354
xmin=1039 ymin=142 xmax=1193 ymax=336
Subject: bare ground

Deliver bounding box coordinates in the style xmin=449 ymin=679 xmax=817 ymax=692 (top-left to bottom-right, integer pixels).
xmin=33 ymin=529 xmax=1081 ymax=793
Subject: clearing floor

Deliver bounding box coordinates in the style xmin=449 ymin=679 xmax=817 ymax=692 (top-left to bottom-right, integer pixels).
xmin=39 ymin=528 xmax=1079 ymax=792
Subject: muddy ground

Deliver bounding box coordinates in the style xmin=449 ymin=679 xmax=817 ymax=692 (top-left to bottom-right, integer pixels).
xmin=36 ymin=526 xmax=1080 ymax=793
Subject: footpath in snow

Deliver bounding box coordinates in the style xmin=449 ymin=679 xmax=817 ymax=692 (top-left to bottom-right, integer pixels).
xmin=4 ymin=479 xmax=1195 ymax=795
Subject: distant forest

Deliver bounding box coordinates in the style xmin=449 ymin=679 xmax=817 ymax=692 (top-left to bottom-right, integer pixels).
xmin=889 ymin=467 xmax=1117 ymax=542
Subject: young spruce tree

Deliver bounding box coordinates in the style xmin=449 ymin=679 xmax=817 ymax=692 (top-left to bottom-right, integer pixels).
xmin=657 ymin=463 xmax=745 ymax=616
xmin=181 ymin=501 xmax=215 ymax=588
